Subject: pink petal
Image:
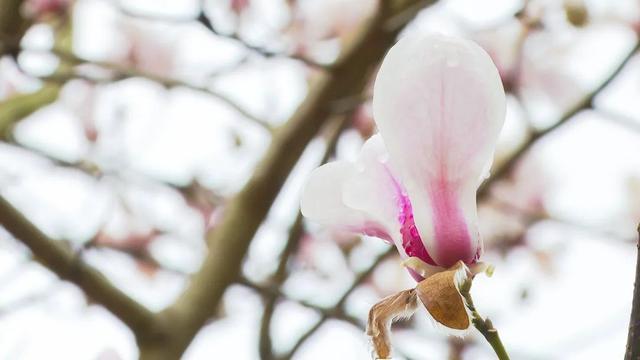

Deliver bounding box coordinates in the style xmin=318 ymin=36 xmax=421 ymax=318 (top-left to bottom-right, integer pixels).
xmin=373 ymin=33 xmax=506 ymax=267
xmin=342 ymin=135 xmax=435 ymax=264
xmin=301 ymin=136 xmax=438 ymax=268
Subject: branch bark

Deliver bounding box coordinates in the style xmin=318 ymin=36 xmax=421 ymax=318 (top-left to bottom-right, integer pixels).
xmin=0 ymin=195 xmax=161 ymax=337
xmin=625 ymin=223 xmax=640 ymax=360
xmin=0 ymin=0 xmax=28 ymax=57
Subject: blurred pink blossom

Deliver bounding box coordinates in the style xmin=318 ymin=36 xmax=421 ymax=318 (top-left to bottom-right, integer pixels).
xmin=61 ymin=80 xmax=99 ymax=142
xmin=288 ymin=0 xmax=377 ymax=54
xmin=230 ymin=0 xmax=250 ymax=15
xmin=492 ymin=155 xmax=549 ymax=216
xmin=93 ymin=228 xmax=160 ymax=254
xmin=351 ymin=102 xmax=375 ymax=139
xmin=472 ymin=20 xmax=527 ymax=90
xmin=474 ymin=20 xmax=583 ymax=111
xmin=117 ymin=22 xmax=176 ymax=77
xmin=23 ymin=0 xmax=71 ymax=18
xmin=93 ymin=228 xmax=162 ymax=276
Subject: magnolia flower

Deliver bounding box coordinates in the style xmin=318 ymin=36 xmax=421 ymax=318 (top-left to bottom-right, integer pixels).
xmin=302 ymin=33 xmax=505 ymax=274
xmin=301 ymin=33 xmax=506 ymax=355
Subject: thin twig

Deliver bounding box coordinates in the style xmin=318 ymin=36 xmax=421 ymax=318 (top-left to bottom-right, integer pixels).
xmin=625 ymin=224 xmax=640 ymax=359
xmin=43 ymin=46 xmax=273 ymax=130
xmin=258 ymin=212 xmax=306 ymax=360
xmin=154 ymin=1 xmax=436 ymax=357
xmin=279 ymin=247 xmax=396 ymax=360
xmin=237 ymin=276 xmax=360 ymax=326
xmin=0 ymin=38 xmax=274 ymax=131
xmin=477 ymin=40 xmax=640 ymax=200
xmin=194 ymin=11 xmax=325 ymax=69
xmin=258 ymin=115 xmax=349 ymax=359
xmin=107 ymin=0 xmax=324 ymax=68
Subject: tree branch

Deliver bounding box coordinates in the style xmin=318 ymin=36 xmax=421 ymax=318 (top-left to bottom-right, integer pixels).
xmin=238 ymin=276 xmax=362 ymax=327
xmin=258 ymin=115 xmax=349 ymax=359
xmin=477 ymin=40 xmax=640 ymax=200
xmin=108 ymin=1 xmax=324 ymax=68
xmin=0 ymin=0 xmax=59 ymax=136
xmin=0 ymin=84 xmax=60 ymax=137
xmin=625 ymin=223 xmax=640 ymax=360
xmin=0 ymin=0 xmax=28 ymax=57
xmin=18 ymin=44 xmax=274 ymax=131
xmin=258 ymin=212 xmax=306 ymax=360
xmin=0 ymin=195 xmax=161 ymax=337
xmin=145 ymin=2 xmax=437 ymax=358
xmin=280 ymin=247 xmax=396 ymax=360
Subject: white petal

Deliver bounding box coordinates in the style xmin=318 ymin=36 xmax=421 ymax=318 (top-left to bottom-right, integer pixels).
xmin=373 ymin=33 xmax=506 ymax=266
xmin=301 ymin=160 xmax=394 ymax=241
xmin=301 ymin=161 xmax=366 ymax=227
xmin=342 ymin=135 xmax=403 ymax=244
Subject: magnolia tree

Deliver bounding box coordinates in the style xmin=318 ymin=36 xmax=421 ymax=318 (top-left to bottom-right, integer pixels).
xmin=0 ymin=0 xmax=640 ymax=359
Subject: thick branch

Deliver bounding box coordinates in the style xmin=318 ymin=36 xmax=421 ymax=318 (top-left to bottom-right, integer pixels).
xmin=0 ymin=196 xmax=160 ymax=337
xmin=0 ymin=0 xmax=28 ymax=56
xmin=625 ymin=224 xmax=640 ymax=359
xmin=154 ymin=3 xmax=437 ymax=358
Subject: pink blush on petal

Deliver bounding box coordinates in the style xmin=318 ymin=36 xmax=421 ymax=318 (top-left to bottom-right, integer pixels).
xmin=429 ymin=178 xmax=473 ymax=267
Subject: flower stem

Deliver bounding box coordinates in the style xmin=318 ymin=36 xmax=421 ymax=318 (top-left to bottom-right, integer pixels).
xmin=460 ymin=284 xmax=510 ymax=360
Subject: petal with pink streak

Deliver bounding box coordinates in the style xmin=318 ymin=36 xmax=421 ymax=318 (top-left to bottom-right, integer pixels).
xmin=301 ymin=160 xmax=393 ymax=242
xmin=343 ymin=135 xmax=418 ymax=260
xmin=302 ymin=136 xmax=440 ymax=269
xmin=373 ymin=33 xmax=506 ymax=267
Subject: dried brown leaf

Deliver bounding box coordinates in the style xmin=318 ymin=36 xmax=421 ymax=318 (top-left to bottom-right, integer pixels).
xmin=415 ymin=263 xmax=470 ymax=331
